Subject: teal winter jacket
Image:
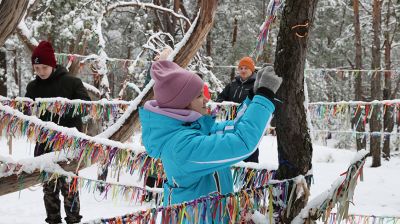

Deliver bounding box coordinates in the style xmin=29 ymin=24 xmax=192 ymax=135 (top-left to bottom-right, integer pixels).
xmin=139 ymin=95 xmax=275 ymax=222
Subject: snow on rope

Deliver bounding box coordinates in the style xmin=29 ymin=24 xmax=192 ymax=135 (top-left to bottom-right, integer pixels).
xmin=308 ymin=99 xmax=400 ymax=137
xmin=292 ymin=150 xmax=369 ymax=224
xmin=0 ymin=103 xmax=148 ymax=173
xmin=84 ymin=174 xmax=313 ymax=224
xmin=85 ymin=148 xmax=365 ymax=224
xmin=326 ymin=213 xmax=400 ymax=224
xmin=210 ymin=99 xmax=400 ymax=137
xmin=0 ymin=151 xmax=73 ymax=178
xmin=305 ymin=68 xmax=400 ymax=73
xmin=308 ymin=99 xmax=400 ymax=106
xmin=0 ymin=92 xmax=274 ymax=184
xmin=0 ymin=153 xmax=163 ymax=205
xmin=0 ymin=96 xmax=130 ymax=121
xmin=40 ymin=169 xmax=164 ymax=206
xmin=311 ymin=129 xmax=400 ymax=137
xmin=0 ymin=152 xmax=276 ymax=205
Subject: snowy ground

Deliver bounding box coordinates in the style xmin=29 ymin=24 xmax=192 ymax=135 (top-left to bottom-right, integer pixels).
xmin=0 ymin=136 xmax=399 ymax=223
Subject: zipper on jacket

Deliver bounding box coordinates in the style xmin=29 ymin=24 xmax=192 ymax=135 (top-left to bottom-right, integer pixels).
xmin=238 ymin=85 xmax=244 ymax=99
xmin=233 ymin=87 xmax=239 ymax=100
xmin=213 ymin=172 xmax=221 ymax=193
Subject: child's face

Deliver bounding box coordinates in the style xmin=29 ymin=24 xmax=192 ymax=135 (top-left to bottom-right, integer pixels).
xmin=33 ymin=64 xmax=53 ymax=80
xmin=187 ymin=88 xmax=209 ymax=115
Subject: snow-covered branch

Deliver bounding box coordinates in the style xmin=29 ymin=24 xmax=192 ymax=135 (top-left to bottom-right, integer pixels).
xmin=16 ymin=20 xmax=38 ymax=51
xmin=106 ymin=1 xmax=191 ymax=27
xmin=0 ymin=152 xmax=73 ymax=178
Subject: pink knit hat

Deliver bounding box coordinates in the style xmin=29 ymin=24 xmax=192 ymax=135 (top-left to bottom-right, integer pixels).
xmin=151 ymin=60 xmax=203 ymax=109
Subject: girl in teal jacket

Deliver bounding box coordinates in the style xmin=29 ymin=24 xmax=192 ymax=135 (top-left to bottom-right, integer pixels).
xmin=139 ymin=60 xmax=282 ymax=223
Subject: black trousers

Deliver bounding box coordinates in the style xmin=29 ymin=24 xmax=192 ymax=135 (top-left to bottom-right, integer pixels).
xmin=42 ymin=178 xmax=82 ymax=224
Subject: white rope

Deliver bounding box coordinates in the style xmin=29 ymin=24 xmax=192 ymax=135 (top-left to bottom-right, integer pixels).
xmin=204 ymin=64 xmax=400 ymax=73
xmin=0 ymin=96 xmax=132 ymax=106
xmin=207 ymin=101 xmax=240 ymax=107
xmin=308 ymin=99 xmax=400 ymax=106
xmin=305 ymin=68 xmax=400 ymax=72
xmin=311 ymin=129 xmax=400 ymax=136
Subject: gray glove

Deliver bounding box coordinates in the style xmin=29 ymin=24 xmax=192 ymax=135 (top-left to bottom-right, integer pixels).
xmin=253 ymin=65 xmax=282 ymax=94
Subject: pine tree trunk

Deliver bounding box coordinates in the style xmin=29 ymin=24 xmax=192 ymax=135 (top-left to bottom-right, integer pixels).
xmin=0 ymin=0 xmax=29 ymax=47
xmin=206 ymin=33 xmax=212 ymax=56
xmin=230 ymin=17 xmax=238 ymax=81
xmin=0 ymin=50 xmax=6 ymax=96
xmin=274 ymin=0 xmax=318 ymax=222
xmin=352 ymin=0 xmax=366 ymax=151
xmin=382 ymin=0 xmax=393 ymax=160
xmin=370 ymin=0 xmax=382 ymax=167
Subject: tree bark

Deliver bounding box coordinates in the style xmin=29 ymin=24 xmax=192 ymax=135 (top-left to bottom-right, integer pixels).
xmin=370 ymin=0 xmax=382 ymax=167
xmin=67 ymin=31 xmax=86 ymax=76
xmin=16 ymin=27 xmax=36 ymax=52
xmin=0 ymin=50 xmax=6 ymax=96
xmin=0 ymin=160 xmax=85 ymax=196
xmin=274 ymin=0 xmax=318 ymax=222
xmin=179 ymin=1 xmax=190 ymax=31
xmin=0 ymin=0 xmax=29 ymax=47
xmin=206 ymin=32 xmax=212 ymax=56
xmin=383 ymin=0 xmax=393 ymax=160
xmin=162 ymin=1 xmax=175 ymax=45
xmin=230 ymin=17 xmax=238 ymax=81
xmin=172 ymin=0 xmax=180 ymax=34
xmin=12 ymin=49 xmax=20 ymax=96
xmin=352 ymin=0 xmax=366 ymax=151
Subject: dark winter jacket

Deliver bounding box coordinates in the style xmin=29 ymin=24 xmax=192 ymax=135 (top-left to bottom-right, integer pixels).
xmin=216 ymin=74 xmax=256 ymax=103
xmin=216 ymin=74 xmax=260 ymax=163
xmin=25 ymin=65 xmax=91 ymax=156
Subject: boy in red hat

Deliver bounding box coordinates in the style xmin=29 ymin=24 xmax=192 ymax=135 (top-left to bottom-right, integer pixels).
xmin=26 ymin=40 xmax=90 ymax=224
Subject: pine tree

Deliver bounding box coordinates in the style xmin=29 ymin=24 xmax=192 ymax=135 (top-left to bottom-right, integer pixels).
xmin=274 ymin=0 xmax=318 ymax=222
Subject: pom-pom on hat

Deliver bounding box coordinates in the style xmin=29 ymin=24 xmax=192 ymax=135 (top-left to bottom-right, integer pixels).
xmin=151 ymin=60 xmax=204 ymax=109
xmin=238 ymin=56 xmax=255 ymax=72
xmin=31 ymin=41 xmax=57 ymax=68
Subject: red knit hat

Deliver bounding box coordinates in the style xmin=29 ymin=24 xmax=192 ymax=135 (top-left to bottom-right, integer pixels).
xmin=238 ymin=56 xmax=255 ymax=72
xmin=31 ymin=41 xmax=57 ymax=68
